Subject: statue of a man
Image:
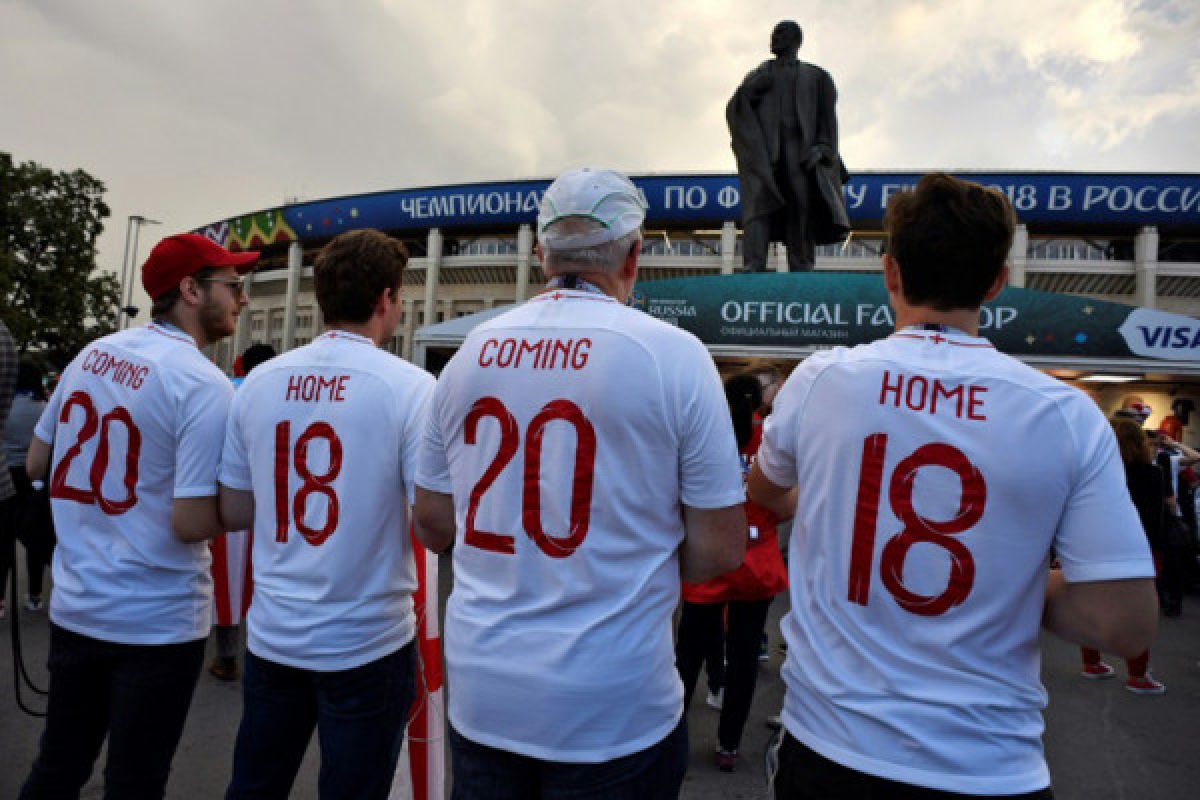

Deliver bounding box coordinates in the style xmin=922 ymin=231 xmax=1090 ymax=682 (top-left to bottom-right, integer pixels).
xmin=727 ymin=21 xmax=850 ymax=271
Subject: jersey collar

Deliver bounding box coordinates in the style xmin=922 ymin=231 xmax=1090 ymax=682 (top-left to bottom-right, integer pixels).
xmin=534 ymin=276 xmax=618 ymax=305
xmin=319 ymin=329 xmax=375 ymax=347
xmin=146 ymin=320 xmax=197 ymax=347
xmin=891 ymin=325 xmax=994 ymax=349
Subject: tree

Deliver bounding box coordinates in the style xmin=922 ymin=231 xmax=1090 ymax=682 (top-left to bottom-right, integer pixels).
xmin=0 ymin=152 xmax=120 ymax=367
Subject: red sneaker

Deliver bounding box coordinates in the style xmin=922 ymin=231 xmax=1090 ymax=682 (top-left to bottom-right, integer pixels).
xmin=1125 ymin=674 xmax=1165 ymax=695
xmin=715 ymin=748 xmax=738 ymax=773
xmin=1081 ymin=661 xmax=1115 ymax=679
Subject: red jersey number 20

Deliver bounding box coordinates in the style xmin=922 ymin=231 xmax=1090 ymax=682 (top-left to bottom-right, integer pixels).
xmin=49 ymin=391 xmax=142 ymax=515
xmin=848 ymin=433 xmax=987 ymax=616
xmin=463 ymin=396 xmax=596 ymax=558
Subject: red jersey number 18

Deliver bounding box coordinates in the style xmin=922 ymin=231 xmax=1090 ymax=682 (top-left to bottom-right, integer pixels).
xmin=847 ymin=433 xmax=986 ymax=616
xmin=273 ymin=420 xmax=343 ymax=546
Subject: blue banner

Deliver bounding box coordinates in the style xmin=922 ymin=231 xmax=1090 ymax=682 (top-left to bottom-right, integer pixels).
xmin=199 ymin=172 xmax=1200 ymax=249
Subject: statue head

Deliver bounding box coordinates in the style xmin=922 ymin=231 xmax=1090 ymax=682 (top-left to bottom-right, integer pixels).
xmin=770 ymin=20 xmax=802 ymax=59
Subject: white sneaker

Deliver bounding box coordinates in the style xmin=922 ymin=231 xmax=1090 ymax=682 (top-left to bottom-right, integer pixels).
xmin=706 ymin=688 xmax=724 ymax=710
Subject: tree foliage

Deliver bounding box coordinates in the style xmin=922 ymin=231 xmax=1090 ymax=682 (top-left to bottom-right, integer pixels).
xmin=1 ymin=152 xmax=120 ymax=367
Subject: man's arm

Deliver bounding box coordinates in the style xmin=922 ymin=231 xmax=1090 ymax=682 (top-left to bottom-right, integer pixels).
xmin=172 ymin=495 xmax=225 ymax=543
xmin=218 ymin=484 xmax=255 ymax=532
xmin=26 ymin=435 xmax=52 ymax=481
xmin=747 ymin=464 xmax=798 ymax=520
xmin=1042 ymin=571 xmax=1158 ymax=658
xmin=414 ymin=486 xmax=456 ymax=554
xmin=680 ymin=503 xmax=746 ymax=583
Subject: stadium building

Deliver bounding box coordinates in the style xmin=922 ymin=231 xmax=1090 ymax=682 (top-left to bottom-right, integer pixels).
xmin=193 ymin=170 xmax=1200 ymax=438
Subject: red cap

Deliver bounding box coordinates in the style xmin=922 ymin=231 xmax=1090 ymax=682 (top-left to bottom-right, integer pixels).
xmin=141 ymin=233 xmax=260 ymax=300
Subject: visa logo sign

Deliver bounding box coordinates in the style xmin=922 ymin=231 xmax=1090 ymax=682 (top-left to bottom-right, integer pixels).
xmin=1119 ymin=308 xmax=1200 ymax=361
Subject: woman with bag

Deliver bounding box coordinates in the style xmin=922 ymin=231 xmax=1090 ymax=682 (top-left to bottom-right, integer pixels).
xmin=675 ymin=372 xmax=789 ymax=772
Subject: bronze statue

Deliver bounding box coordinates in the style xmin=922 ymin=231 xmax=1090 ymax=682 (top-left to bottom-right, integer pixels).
xmin=727 ymin=20 xmax=850 ymax=272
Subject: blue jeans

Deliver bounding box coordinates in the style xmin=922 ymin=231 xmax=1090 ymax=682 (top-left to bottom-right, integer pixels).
xmin=225 ymin=642 xmax=416 ymax=800
xmin=449 ymin=715 xmax=688 ymax=800
xmin=20 ymin=624 xmax=206 ymax=800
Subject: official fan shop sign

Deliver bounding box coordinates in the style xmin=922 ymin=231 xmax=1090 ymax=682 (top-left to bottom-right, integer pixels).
xmin=629 ymin=273 xmax=1200 ymax=361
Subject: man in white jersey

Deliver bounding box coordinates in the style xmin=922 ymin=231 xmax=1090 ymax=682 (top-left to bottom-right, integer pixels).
xmin=749 ymin=173 xmax=1159 ymax=799
xmin=20 ymin=233 xmax=255 ymax=798
xmin=414 ymin=167 xmax=747 ymax=799
xmin=219 ymin=229 xmax=433 ymax=799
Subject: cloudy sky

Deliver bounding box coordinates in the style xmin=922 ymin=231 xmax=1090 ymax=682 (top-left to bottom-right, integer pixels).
xmin=3 ymin=0 xmax=1199 ymax=291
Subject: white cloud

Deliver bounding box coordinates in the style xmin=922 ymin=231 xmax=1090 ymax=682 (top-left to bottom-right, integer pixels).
xmin=1 ymin=0 xmax=1197 ymax=278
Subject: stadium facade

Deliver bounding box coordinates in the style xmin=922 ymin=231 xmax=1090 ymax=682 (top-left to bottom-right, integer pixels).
xmin=193 ymin=170 xmax=1200 ymax=434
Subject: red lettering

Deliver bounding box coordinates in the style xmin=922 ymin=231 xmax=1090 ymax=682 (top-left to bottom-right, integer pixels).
xmin=317 ymin=375 xmax=337 ymax=401
xmin=551 ymin=340 xmax=570 ymax=370
xmin=479 ymin=338 xmax=498 ymax=367
xmin=904 ymin=375 xmax=928 ymax=411
xmin=495 ymin=339 xmax=515 ymax=367
xmin=967 ymin=386 xmax=988 ymax=421
xmin=334 ymin=375 xmax=348 ymax=402
xmin=879 ymin=370 xmax=902 ymax=407
xmin=302 ymin=375 xmax=318 ymax=401
xmin=931 ymin=381 xmax=964 ymax=418
xmin=82 ymin=349 xmax=99 ymax=371
xmin=286 ymin=375 xmax=303 ymax=401
xmin=518 ymin=339 xmax=543 ymax=368
xmin=571 ymin=338 xmax=590 ymax=370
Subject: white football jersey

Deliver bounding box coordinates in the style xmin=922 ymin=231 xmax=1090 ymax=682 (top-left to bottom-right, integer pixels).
xmin=220 ymin=330 xmax=433 ymax=671
xmin=34 ymin=322 xmax=232 ymax=644
xmin=758 ymin=328 xmax=1156 ymax=794
xmin=418 ymin=288 xmax=744 ymax=762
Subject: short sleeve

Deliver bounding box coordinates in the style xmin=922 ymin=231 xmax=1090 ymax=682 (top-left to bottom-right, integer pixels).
xmin=756 ymin=352 xmax=831 ymax=489
xmin=175 ymin=373 xmax=234 ymax=498
xmin=33 ymin=380 xmax=65 ymax=445
xmin=400 ymin=373 xmax=436 ymax=503
xmin=676 ymin=342 xmax=744 ymax=510
xmin=1055 ymin=399 xmax=1156 ymax=583
xmin=218 ymin=388 xmax=252 ymax=492
xmin=416 ymin=378 xmax=454 ymax=495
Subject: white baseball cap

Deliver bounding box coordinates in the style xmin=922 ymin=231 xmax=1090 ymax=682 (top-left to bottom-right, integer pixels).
xmin=537 ymin=167 xmax=647 ymax=250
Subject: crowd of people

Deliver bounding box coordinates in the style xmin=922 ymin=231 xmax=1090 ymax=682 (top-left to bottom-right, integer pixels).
xmin=0 ymin=169 xmax=1178 ymax=799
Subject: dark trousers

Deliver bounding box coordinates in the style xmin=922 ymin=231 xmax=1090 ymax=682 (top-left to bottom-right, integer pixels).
xmin=1 ymin=466 xmax=55 ymax=599
xmin=772 ymin=733 xmax=1054 ymax=800
xmin=744 ymin=137 xmax=817 ymax=272
xmin=19 ymin=624 xmax=206 ymax=800
xmin=675 ymin=598 xmax=772 ymax=752
xmin=1156 ymin=544 xmax=1190 ymax=614
xmin=448 ymin=716 xmax=688 ymax=800
xmin=225 ymin=642 xmax=416 ymax=800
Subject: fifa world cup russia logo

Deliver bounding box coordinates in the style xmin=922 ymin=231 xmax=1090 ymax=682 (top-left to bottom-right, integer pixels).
xmin=628 ymin=291 xmax=647 ymax=311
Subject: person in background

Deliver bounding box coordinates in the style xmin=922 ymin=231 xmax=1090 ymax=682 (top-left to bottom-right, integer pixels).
xmin=1078 ymin=417 xmax=1167 ymax=693
xmin=2 ymin=360 xmax=53 ymax=613
xmin=208 ymin=342 xmax=277 ymax=681
xmin=0 ymin=319 xmax=16 ymax=618
xmin=675 ymin=372 xmax=789 ymax=773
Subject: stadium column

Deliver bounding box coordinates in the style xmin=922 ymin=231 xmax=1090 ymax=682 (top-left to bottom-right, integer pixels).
xmin=1008 ymin=224 xmax=1028 ymax=288
xmin=402 ymin=298 xmax=416 ymax=360
xmin=720 ymin=221 xmax=737 ymax=275
xmin=232 ymin=271 xmax=255 ymax=358
xmin=774 ymin=242 xmax=788 ymax=272
xmin=515 ymin=223 xmax=534 ymax=302
xmin=1135 ymin=226 xmax=1159 ymax=309
xmin=282 ymin=241 xmax=302 ymax=351
xmin=424 ymin=228 xmax=443 ymax=332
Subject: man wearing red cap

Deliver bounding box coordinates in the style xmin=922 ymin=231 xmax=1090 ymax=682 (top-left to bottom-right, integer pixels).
xmin=19 ymin=233 xmax=256 ymax=798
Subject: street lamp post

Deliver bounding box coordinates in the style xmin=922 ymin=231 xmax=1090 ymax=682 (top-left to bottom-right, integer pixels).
xmin=119 ymin=215 xmax=161 ymax=329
